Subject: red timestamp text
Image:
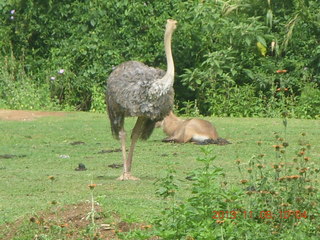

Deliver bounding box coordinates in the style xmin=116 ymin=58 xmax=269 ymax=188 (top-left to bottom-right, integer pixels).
xmin=212 ymin=210 xmax=307 ymax=220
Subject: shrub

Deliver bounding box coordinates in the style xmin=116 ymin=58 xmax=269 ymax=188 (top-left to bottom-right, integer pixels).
xmin=0 ymin=54 xmax=57 ymax=110
xmin=0 ymin=0 xmax=319 ymax=117
xmin=89 ymin=85 xmax=106 ymax=113
xmin=295 ymin=83 xmax=320 ymax=119
xmin=124 ymin=120 xmax=320 ymax=240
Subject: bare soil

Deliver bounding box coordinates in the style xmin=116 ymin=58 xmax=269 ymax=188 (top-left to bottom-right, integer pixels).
xmin=0 ymin=109 xmax=65 ymax=121
xmin=0 ymin=202 xmax=153 ymax=240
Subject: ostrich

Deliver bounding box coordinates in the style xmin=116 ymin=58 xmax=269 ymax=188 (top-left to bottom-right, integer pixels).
xmin=106 ymin=19 xmax=177 ymax=180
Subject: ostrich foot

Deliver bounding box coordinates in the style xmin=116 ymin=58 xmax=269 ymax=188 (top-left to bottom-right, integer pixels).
xmin=117 ymin=172 xmax=140 ymax=181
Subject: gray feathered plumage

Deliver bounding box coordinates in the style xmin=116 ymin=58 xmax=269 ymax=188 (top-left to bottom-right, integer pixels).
xmin=107 ymin=60 xmax=174 ymax=140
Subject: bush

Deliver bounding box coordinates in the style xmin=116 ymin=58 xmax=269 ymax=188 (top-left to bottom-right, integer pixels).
xmin=124 ymin=127 xmax=320 ymax=239
xmin=295 ymin=83 xmax=320 ymax=119
xmin=0 ymin=0 xmax=319 ymax=117
xmin=0 ymin=54 xmax=57 ymax=110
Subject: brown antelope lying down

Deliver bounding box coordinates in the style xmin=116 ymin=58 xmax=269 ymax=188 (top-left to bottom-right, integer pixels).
xmin=157 ymin=112 xmax=230 ymax=145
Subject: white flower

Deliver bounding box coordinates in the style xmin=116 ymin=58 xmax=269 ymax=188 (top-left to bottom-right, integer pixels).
xmin=50 ymin=76 xmax=56 ymax=81
xmin=58 ymin=69 xmax=65 ymax=74
xmin=10 ymin=16 xmax=14 ymax=20
xmin=10 ymin=9 xmax=15 ymax=14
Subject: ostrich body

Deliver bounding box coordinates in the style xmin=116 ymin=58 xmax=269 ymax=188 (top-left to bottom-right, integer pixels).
xmin=106 ymin=19 xmax=177 ymax=180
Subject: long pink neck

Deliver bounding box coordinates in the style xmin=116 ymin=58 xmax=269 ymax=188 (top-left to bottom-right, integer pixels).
xmin=149 ymin=23 xmax=175 ymax=97
xmin=164 ymin=30 xmax=174 ymax=80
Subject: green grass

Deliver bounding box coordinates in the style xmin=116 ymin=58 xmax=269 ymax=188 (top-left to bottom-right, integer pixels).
xmin=0 ymin=112 xmax=319 ymax=230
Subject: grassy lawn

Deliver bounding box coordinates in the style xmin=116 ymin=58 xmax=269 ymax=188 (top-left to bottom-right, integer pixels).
xmin=0 ymin=112 xmax=319 ymax=238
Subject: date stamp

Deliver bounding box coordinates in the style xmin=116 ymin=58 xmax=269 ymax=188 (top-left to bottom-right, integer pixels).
xmin=212 ymin=210 xmax=307 ymax=220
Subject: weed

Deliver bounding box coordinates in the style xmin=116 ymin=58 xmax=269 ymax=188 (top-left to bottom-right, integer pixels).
xmin=124 ymin=122 xmax=320 ymax=239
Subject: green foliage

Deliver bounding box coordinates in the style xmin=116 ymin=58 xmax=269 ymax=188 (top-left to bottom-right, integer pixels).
xmin=178 ymin=0 xmax=320 ymax=117
xmin=0 ymin=0 xmax=319 ymax=117
xmin=295 ymin=83 xmax=320 ymax=119
xmin=155 ymin=165 xmax=179 ymax=200
xmin=89 ymin=85 xmax=106 ymax=113
xmin=126 ymin=131 xmax=320 ymax=239
xmin=0 ymin=54 xmax=57 ymax=110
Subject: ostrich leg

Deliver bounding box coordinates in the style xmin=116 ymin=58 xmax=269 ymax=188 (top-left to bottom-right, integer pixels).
xmin=119 ymin=129 xmax=127 ymax=171
xmin=117 ymin=117 xmax=146 ymax=180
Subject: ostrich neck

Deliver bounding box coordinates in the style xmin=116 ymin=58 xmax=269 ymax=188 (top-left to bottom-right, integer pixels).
xmin=164 ymin=30 xmax=174 ymax=80
xmin=148 ymin=27 xmax=175 ymax=98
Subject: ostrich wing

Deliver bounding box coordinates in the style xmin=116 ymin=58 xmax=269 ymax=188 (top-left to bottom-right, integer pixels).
xmin=107 ymin=61 xmax=173 ymax=120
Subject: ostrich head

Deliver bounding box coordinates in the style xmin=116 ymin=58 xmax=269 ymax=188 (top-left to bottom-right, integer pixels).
xmin=166 ymin=19 xmax=177 ymax=32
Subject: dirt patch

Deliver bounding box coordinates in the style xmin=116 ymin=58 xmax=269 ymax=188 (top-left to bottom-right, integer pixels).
xmin=0 ymin=109 xmax=65 ymax=121
xmin=0 ymin=202 xmax=155 ymax=240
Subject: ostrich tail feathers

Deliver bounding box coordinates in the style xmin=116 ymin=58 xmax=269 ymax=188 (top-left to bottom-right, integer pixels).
xmin=107 ymin=106 xmax=124 ymax=140
xmin=138 ymin=119 xmax=156 ymax=140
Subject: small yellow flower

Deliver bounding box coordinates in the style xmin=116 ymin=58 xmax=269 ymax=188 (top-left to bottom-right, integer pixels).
xmin=60 ymin=223 xmax=69 ymax=228
xmin=304 ymin=157 xmax=310 ymax=162
xmin=88 ymin=183 xmax=97 ymax=190
xmin=240 ymin=179 xmax=248 ymax=184
xmin=290 ymin=175 xmax=300 ymax=180
xmin=272 ymin=145 xmax=282 ymax=151
xmin=216 ymin=220 xmax=225 ymax=224
xmin=276 ymin=69 xmax=287 ymax=74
